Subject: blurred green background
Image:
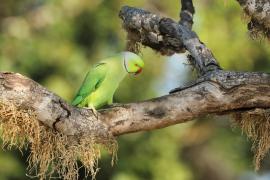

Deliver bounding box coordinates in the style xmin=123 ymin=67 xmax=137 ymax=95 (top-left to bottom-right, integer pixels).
xmin=0 ymin=0 xmax=270 ymax=180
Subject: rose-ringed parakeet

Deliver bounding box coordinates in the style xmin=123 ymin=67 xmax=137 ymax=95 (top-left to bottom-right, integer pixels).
xmin=72 ymin=51 xmax=144 ymax=115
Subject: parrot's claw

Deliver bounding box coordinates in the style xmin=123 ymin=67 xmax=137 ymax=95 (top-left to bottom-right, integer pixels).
xmin=91 ymin=108 xmax=99 ymax=119
xmin=86 ymin=105 xmax=98 ymax=119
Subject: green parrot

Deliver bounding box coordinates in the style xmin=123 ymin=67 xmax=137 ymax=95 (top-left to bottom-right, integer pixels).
xmin=72 ymin=51 xmax=144 ymax=115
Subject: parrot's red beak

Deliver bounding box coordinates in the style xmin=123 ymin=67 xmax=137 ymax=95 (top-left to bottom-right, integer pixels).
xmin=135 ymin=67 xmax=142 ymax=75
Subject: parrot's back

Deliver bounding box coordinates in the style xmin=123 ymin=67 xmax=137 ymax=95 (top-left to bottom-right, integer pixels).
xmin=72 ymin=56 xmax=126 ymax=109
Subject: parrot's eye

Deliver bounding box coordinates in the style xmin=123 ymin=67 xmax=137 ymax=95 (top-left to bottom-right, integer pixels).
xmin=135 ymin=64 xmax=141 ymax=68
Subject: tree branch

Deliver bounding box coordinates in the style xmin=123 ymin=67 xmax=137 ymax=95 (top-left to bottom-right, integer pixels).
xmin=1 ymin=71 xmax=270 ymax=137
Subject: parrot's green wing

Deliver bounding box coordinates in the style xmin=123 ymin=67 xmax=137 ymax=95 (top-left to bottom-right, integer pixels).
xmin=72 ymin=63 xmax=107 ymax=106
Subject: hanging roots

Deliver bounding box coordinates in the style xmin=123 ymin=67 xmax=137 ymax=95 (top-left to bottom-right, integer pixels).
xmin=0 ymin=102 xmax=117 ymax=180
xmin=233 ymin=108 xmax=270 ymax=171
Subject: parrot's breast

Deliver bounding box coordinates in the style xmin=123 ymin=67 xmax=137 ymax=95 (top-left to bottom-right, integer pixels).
xmin=85 ymin=70 xmax=126 ymax=109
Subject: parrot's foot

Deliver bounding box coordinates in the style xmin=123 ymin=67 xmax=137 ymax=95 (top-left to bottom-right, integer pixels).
xmin=91 ymin=108 xmax=99 ymax=119
xmin=86 ymin=105 xmax=98 ymax=119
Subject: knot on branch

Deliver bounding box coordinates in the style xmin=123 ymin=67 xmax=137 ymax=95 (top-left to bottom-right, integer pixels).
xmin=233 ymin=108 xmax=270 ymax=170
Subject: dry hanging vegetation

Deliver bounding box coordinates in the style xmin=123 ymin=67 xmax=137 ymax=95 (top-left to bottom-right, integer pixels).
xmin=0 ymin=102 xmax=117 ymax=179
xmin=233 ymin=109 xmax=270 ymax=171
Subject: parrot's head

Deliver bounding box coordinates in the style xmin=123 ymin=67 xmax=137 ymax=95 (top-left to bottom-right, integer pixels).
xmin=122 ymin=51 xmax=144 ymax=75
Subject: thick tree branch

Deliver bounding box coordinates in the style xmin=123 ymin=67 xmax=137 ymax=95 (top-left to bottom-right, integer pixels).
xmin=1 ymin=71 xmax=270 ymax=137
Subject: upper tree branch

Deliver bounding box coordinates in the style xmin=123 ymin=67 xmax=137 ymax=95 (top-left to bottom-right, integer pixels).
xmin=179 ymin=0 xmax=195 ymax=29
xmin=119 ymin=6 xmax=221 ymax=75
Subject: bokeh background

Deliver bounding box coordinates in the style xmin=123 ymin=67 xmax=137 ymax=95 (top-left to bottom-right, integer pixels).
xmin=0 ymin=0 xmax=270 ymax=180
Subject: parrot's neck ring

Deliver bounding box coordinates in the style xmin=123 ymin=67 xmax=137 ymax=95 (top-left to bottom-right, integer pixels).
xmin=123 ymin=57 xmax=130 ymax=73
